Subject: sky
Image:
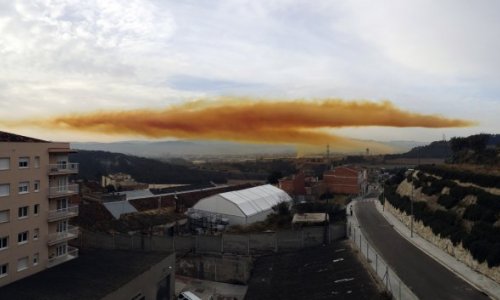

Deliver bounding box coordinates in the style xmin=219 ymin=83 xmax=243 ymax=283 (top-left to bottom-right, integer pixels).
xmin=0 ymin=0 xmax=498 ymax=148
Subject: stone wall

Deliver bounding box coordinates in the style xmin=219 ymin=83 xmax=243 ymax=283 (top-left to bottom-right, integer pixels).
xmin=384 ymin=201 xmax=500 ymax=283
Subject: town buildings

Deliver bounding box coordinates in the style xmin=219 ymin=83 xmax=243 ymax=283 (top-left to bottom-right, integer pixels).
xmin=323 ymin=166 xmax=367 ymax=195
xmin=101 ymin=173 xmax=147 ymax=191
xmin=0 ymin=131 xmax=79 ymax=287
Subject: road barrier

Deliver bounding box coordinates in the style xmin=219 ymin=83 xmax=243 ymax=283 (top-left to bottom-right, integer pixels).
xmin=348 ymin=220 xmax=418 ymax=300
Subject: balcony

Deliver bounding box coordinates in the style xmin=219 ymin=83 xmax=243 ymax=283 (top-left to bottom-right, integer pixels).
xmin=48 ymin=205 xmax=79 ymax=222
xmin=48 ymin=163 xmax=79 ymax=175
xmin=47 ymin=246 xmax=79 ymax=268
xmin=48 ymin=184 xmax=79 ymax=198
xmin=48 ymin=225 xmax=79 ymax=246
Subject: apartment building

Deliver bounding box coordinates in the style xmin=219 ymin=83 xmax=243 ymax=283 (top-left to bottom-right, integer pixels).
xmin=323 ymin=165 xmax=367 ymax=195
xmin=0 ymin=131 xmax=79 ymax=287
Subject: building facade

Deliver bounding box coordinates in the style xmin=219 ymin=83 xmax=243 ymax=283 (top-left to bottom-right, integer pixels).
xmin=0 ymin=132 xmax=79 ymax=287
xmin=278 ymin=172 xmax=306 ymax=197
xmin=323 ymin=166 xmax=367 ymax=195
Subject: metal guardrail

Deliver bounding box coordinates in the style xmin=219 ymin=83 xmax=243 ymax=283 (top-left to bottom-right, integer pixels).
xmin=48 ymin=163 xmax=79 ymax=174
xmin=47 ymin=246 xmax=79 ymax=268
xmin=48 ymin=205 xmax=79 ymax=221
xmin=48 ymin=184 xmax=79 ymax=197
xmin=48 ymin=226 xmax=79 ymax=245
xmin=348 ymin=221 xmax=418 ymax=300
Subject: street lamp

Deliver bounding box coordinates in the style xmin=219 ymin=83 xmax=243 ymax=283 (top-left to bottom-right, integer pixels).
xmin=410 ymin=174 xmax=414 ymax=238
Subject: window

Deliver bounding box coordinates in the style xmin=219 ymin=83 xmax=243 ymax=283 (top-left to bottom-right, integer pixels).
xmin=0 ymin=184 xmax=9 ymax=197
xmin=17 ymin=257 xmax=28 ymax=271
xmin=17 ymin=231 xmax=28 ymax=244
xmin=0 ymin=264 xmax=7 ymax=278
xmin=33 ymin=204 xmax=39 ymax=215
xmin=0 ymin=236 xmax=8 ymax=250
xmin=33 ymin=180 xmax=40 ymax=192
xmin=0 ymin=158 xmax=9 ymax=170
xmin=33 ymin=253 xmax=39 ymax=266
xmin=0 ymin=210 xmax=9 ymax=223
xmin=57 ymin=220 xmax=68 ymax=233
xmin=18 ymin=157 xmax=29 ymax=168
xmin=57 ymin=159 xmax=68 ymax=170
xmin=34 ymin=156 xmax=40 ymax=168
xmin=18 ymin=206 xmax=28 ymax=218
xmin=33 ymin=228 xmax=39 ymax=240
xmin=18 ymin=181 xmax=29 ymax=194
xmin=57 ymin=198 xmax=68 ymax=210
xmin=56 ymin=244 xmax=67 ymax=256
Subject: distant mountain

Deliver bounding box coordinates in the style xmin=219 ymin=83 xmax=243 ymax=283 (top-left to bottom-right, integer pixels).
xmin=385 ymin=140 xmax=452 ymax=160
xmin=72 ymin=140 xmax=295 ymax=158
xmin=450 ymin=133 xmax=499 ymax=165
xmin=70 ymin=150 xmax=227 ymax=184
xmin=380 ymin=140 xmax=427 ymax=153
xmin=72 ymin=139 xmax=427 ymax=159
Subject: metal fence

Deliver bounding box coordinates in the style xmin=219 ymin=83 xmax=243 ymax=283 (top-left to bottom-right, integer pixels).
xmin=348 ymin=222 xmax=418 ymax=300
xmin=77 ymin=224 xmax=346 ymax=256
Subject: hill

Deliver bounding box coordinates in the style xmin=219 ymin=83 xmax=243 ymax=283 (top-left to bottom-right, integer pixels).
xmin=450 ymin=134 xmax=500 ymax=165
xmin=69 ymin=150 xmax=227 ymax=184
xmin=382 ymin=167 xmax=500 ymax=282
xmin=384 ymin=140 xmax=452 ymax=160
xmin=72 ymin=140 xmax=295 ymax=158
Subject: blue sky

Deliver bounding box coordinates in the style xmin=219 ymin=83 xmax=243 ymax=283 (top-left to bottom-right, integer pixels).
xmin=0 ymin=0 xmax=498 ymax=142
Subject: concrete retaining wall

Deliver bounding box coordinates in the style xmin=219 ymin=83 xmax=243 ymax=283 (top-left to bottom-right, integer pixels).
xmin=385 ymin=201 xmax=500 ymax=283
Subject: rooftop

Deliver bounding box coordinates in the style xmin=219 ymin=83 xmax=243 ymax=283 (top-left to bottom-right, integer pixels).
xmin=0 ymin=249 xmax=173 ymax=300
xmin=198 ymin=184 xmax=292 ymax=217
xmin=245 ymin=241 xmax=382 ymax=300
xmin=292 ymin=213 xmax=328 ymax=224
xmin=0 ymin=131 xmax=47 ymax=143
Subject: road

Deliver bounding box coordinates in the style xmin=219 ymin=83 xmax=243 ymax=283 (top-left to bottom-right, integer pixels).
xmin=355 ymin=201 xmax=489 ymax=300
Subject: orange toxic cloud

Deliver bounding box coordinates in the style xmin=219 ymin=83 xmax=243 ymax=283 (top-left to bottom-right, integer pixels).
xmin=3 ymin=98 xmax=475 ymax=152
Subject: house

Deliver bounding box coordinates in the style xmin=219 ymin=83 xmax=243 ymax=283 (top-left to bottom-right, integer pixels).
xmin=323 ymin=166 xmax=367 ymax=195
xmin=0 ymin=131 xmax=80 ymax=287
xmin=278 ymin=172 xmax=306 ymax=198
xmin=101 ymin=173 xmax=147 ymax=191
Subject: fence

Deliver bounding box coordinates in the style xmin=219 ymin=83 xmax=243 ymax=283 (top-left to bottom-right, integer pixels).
xmin=348 ymin=222 xmax=418 ymax=300
xmin=77 ymin=223 xmax=346 ymax=256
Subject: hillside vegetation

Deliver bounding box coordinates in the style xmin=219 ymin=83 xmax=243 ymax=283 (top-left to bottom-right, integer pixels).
xmin=70 ymin=150 xmax=227 ymax=184
xmin=383 ymin=133 xmax=499 ymax=164
xmin=382 ymin=168 xmax=500 ymax=268
xmin=449 ymin=133 xmax=499 ymax=165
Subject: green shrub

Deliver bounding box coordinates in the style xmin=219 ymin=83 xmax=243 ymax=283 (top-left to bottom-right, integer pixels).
xmin=437 ymin=194 xmax=460 ymax=209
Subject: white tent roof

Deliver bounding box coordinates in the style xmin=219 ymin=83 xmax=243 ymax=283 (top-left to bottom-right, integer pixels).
xmin=196 ymin=184 xmax=291 ymax=217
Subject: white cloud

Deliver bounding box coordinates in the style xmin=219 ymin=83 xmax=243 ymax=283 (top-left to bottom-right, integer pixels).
xmin=0 ymin=0 xmax=498 ymax=142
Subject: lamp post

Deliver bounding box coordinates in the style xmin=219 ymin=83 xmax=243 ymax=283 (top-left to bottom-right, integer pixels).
xmin=410 ymin=174 xmax=414 ymax=238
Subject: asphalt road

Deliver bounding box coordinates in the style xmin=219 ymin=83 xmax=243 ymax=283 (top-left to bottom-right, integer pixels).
xmin=355 ymin=201 xmax=489 ymax=300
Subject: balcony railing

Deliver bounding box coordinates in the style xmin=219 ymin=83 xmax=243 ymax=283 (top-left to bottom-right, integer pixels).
xmin=48 ymin=225 xmax=79 ymax=245
xmin=47 ymin=246 xmax=79 ymax=268
xmin=48 ymin=205 xmax=79 ymax=222
xmin=48 ymin=184 xmax=79 ymax=198
xmin=48 ymin=163 xmax=79 ymax=175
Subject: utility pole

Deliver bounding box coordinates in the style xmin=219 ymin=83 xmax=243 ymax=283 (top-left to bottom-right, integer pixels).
xmin=410 ymin=173 xmax=414 ymax=238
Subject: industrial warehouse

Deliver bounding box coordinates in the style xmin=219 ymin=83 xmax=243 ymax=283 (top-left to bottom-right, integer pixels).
xmin=188 ymin=184 xmax=292 ymax=228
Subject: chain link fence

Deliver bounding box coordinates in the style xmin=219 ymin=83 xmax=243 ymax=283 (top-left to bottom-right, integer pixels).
xmin=77 ymin=223 xmax=346 ymax=256
xmin=348 ymin=222 xmax=418 ymax=300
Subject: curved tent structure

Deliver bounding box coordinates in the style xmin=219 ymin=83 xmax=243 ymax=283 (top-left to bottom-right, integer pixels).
xmin=192 ymin=184 xmax=292 ymax=225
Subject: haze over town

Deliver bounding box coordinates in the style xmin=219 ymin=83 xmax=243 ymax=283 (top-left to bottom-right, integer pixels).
xmin=1 ymin=0 xmax=499 ymax=150
xmin=1 ymin=1 xmax=500 ymax=300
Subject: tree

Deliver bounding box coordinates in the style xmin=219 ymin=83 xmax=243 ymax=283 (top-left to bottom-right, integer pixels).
xmin=267 ymin=171 xmax=283 ymax=184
